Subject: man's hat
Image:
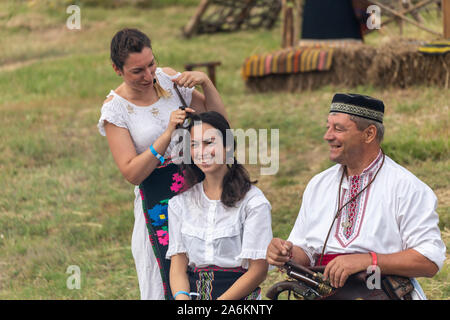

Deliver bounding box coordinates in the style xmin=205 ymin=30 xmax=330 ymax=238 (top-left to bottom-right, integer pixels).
xmin=330 ymin=93 xmax=385 ymax=123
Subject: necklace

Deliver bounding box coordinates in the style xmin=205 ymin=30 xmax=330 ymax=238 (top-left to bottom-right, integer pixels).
xmin=318 ymin=150 xmax=385 ymax=266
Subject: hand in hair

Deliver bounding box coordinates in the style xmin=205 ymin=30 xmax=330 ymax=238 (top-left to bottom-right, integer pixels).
xmin=167 ymin=107 xmax=196 ymax=132
xmin=172 ymin=71 xmax=209 ymax=89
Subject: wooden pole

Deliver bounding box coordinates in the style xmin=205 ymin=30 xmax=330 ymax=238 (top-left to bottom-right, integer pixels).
xmin=293 ymin=0 xmax=303 ymax=46
xmin=380 ymin=0 xmax=436 ymax=27
xmin=183 ymin=0 xmax=210 ymax=38
xmin=282 ymin=0 xmax=295 ymax=48
xmin=444 ymin=0 xmax=450 ymax=38
xmin=398 ymin=0 xmax=403 ymax=35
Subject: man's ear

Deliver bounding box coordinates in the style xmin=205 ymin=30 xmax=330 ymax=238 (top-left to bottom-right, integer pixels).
xmin=365 ymin=125 xmax=377 ymax=144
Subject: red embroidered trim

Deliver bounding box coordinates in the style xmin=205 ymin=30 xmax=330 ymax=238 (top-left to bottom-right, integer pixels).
xmin=315 ymin=253 xmax=350 ymax=266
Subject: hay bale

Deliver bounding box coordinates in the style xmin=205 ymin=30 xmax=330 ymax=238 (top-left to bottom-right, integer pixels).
xmin=368 ymin=40 xmax=450 ymax=88
xmin=245 ymin=40 xmax=450 ymax=92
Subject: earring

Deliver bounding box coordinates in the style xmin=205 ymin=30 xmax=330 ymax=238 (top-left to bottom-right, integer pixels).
xmin=153 ymin=78 xmax=157 ymax=84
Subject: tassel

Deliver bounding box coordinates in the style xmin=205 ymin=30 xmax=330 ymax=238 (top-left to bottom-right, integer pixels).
xmin=154 ymin=77 xmax=171 ymax=98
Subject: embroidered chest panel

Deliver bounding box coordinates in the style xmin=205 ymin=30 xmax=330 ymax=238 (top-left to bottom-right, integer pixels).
xmin=334 ymin=173 xmax=374 ymax=247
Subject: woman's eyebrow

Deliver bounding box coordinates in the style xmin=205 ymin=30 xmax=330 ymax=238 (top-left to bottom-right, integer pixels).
xmin=203 ymin=137 xmax=216 ymax=142
xmin=130 ymin=58 xmax=155 ymax=71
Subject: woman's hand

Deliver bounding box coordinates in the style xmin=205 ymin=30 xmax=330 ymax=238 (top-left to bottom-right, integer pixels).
xmin=167 ymin=107 xmax=196 ymax=132
xmin=172 ymin=71 xmax=209 ymax=88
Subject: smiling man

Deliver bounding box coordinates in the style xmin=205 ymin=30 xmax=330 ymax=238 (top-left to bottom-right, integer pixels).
xmin=266 ymin=93 xmax=446 ymax=299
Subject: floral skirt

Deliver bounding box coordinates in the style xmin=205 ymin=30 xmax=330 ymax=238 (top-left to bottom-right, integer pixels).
xmin=139 ymin=160 xmax=185 ymax=300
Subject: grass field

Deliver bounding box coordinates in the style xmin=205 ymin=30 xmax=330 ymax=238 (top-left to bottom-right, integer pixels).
xmin=0 ymin=1 xmax=448 ymax=299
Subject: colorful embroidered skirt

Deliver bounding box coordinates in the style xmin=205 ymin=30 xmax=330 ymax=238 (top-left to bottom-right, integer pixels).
xmin=139 ymin=160 xmax=185 ymax=300
xmin=188 ymin=265 xmax=261 ymax=300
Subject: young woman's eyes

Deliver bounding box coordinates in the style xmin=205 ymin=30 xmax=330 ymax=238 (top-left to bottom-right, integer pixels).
xmin=191 ymin=141 xmax=215 ymax=147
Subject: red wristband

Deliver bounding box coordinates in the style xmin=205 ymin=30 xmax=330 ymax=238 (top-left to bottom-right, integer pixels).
xmin=369 ymin=251 xmax=377 ymax=272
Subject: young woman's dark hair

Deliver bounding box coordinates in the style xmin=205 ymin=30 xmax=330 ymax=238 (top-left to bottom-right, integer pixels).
xmin=110 ymin=28 xmax=152 ymax=71
xmin=180 ymin=111 xmax=256 ymax=208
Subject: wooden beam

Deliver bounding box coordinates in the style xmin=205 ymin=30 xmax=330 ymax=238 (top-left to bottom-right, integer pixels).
xmin=381 ymin=0 xmax=437 ymax=27
xmin=444 ymin=0 xmax=450 ymax=38
xmin=183 ymin=0 xmax=210 ymax=38
xmin=371 ymin=0 xmax=443 ymax=36
xmin=397 ymin=0 xmax=403 ymax=35
xmin=235 ymin=0 xmax=256 ymax=29
xmin=293 ymin=0 xmax=303 ymax=44
xmin=282 ymin=0 xmax=295 ymax=48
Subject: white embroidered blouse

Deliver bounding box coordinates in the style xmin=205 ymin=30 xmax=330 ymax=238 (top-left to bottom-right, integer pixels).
xmin=166 ymin=182 xmax=273 ymax=269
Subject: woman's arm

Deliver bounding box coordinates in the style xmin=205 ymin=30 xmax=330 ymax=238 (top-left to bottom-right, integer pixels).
xmin=189 ymin=74 xmax=227 ymax=119
xmin=104 ymin=107 xmax=195 ymax=185
xmin=217 ymin=259 xmax=268 ymax=300
xmin=164 ymin=67 xmax=227 ymax=120
xmin=170 ymin=253 xmax=191 ymax=300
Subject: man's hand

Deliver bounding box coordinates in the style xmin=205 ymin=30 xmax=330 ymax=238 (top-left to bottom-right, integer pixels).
xmin=323 ymin=253 xmax=371 ymax=288
xmin=266 ymin=238 xmax=293 ymax=266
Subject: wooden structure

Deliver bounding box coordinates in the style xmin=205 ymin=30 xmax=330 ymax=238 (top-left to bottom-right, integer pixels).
xmin=183 ymin=0 xmax=282 ymax=38
xmin=243 ymin=0 xmax=450 ymax=93
xmin=281 ymin=0 xmax=446 ymax=45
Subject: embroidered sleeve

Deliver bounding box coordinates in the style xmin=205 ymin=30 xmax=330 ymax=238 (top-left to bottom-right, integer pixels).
xmin=97 ymin=98 xmax=128 ymax=136
xmin=396 ymin=181 xmax=446 ymax=271
xmin=166 ymin=196 xmax=187 ymax=258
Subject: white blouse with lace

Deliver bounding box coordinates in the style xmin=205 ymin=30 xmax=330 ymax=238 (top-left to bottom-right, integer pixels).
xmin=166 ymin=182 xmax=273 ymax=269
xmin=97 ymin=67 xmax=194 ymax=300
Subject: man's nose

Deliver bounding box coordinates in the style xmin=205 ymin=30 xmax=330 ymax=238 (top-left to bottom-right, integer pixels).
xmin=323 ymin=128 xmax=333 ymax=141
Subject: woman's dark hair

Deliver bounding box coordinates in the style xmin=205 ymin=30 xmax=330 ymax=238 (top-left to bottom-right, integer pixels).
xmin=180 ymin=111 xmax=256 ymax=208
xmin=110 ymin=28 xmax=152 ymax=71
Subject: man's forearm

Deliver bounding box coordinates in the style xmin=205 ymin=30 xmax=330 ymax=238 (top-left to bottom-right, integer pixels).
xmin=378 ymin=248 xmax=439 ymax=278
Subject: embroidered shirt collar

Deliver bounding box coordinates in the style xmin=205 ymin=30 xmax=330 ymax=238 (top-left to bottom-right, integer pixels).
xmin=337 ymin=149 xmax=383 ymax=188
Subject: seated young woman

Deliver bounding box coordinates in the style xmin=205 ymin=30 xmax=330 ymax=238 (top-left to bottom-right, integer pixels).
xmin=166 ymin=111 xmax=273 ymax=300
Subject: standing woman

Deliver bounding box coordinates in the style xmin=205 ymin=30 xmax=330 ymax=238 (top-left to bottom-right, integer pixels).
xmin=97 ymin=28 xmax=226 ymax=300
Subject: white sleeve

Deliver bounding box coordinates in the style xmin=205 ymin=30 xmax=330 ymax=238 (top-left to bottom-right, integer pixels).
xmin=396 ymin=181 xmax=446 ymax=271
xmin=287 ymin=182 xmax=317 ymax=266
xmin=166 ymin=197 xmax=187 ymax=259
xmin=237 ymin=197 xmax=273 ymax=261
xmin=168 ymin=73 xmax=194 ymax=107
xmin=97 ymin=98 xmax=128 ymax=136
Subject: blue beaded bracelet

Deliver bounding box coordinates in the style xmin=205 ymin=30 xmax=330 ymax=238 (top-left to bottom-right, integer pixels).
xmin=173 ymin=290 xmax=190 ymax=299
xmin=149 ymin=144 xmax=164 ymax=164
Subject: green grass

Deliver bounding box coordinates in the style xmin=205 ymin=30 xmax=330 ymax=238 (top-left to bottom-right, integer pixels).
xmin=0 ymin=2 xmax=448 ymax=299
